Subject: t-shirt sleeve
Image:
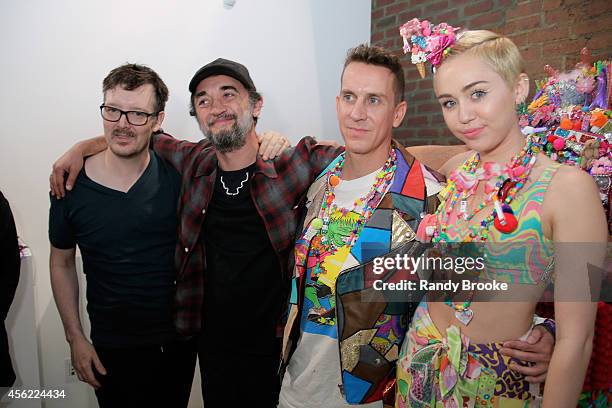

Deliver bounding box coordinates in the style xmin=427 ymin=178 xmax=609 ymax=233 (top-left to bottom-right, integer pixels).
xmin=49 ymin=194 xmax=76 ymax=249
xmin=150 ymin=132 xmax=211 ymax=174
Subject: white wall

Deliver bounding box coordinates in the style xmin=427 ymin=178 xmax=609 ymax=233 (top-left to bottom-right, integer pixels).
xmin=0 ymin=1 xmax=371 ymax=407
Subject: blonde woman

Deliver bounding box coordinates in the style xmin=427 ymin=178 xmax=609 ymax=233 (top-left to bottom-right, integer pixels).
xmin=396 ymin=23 xmax=606 ymax=407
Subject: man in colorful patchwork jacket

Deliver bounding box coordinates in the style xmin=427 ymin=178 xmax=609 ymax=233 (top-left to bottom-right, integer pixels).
xmin=279 ymin=44 xmax=555 ymax=408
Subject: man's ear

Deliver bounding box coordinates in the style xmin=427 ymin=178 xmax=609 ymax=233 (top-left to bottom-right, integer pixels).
xmin=252 ymin=97 xmax=264 ymax=118
xmin=515 ymin=73 xmax=530 ymax=105
xmin=393 ymin=100 xmax=407 ymax=128
xmin=152 ymin=111 xmax=165 ymax=132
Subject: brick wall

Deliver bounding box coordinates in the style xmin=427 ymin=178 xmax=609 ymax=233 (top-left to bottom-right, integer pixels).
xmin=370 ymin=0 xmax=612 ymax=146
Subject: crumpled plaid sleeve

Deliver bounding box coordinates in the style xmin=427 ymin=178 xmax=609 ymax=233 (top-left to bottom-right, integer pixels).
xmin=151 ymin=132 xmax=211 ymax=174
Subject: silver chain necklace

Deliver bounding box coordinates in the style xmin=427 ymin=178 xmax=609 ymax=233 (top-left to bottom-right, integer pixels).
xmin=220 ymin=172 xmax=249 ymax=196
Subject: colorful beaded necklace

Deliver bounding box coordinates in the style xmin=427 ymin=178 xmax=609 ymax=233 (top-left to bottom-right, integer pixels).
xmin=433 ymin=135 xmax=540 ymax=243
xmin=432 ymin=135 xmax=540 ymax=325
xmin=311 ymin=148 xmax=397 ymax=249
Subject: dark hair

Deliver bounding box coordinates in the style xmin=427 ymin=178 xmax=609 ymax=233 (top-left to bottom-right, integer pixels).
xmin=188 ymin=88 xmax=262 ymax=124
xmin=342 ymin=44 xmax=405 ymax=103
xmin=102 ymin=63 xmax=169 ymax=113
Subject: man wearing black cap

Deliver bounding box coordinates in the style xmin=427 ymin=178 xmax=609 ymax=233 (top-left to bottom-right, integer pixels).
xmin=50 ymin=58 xmax=342 ymax=407
xmin=154 ymin=58 xmax=341 ymax=407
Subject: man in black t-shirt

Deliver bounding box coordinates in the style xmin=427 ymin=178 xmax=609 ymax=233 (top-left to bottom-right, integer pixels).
xmin=48 ymin=64 xmax=196 ymax=408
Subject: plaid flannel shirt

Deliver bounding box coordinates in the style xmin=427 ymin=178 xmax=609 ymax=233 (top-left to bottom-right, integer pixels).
xmin=152 ymin=133 xmax=342 ymax=335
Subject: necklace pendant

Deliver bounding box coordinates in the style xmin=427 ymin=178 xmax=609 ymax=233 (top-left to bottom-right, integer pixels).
xmin=311 ymin=218 xmax=323 ymax=230
xmin=220 ymin=172 xmax=249 ymax=196
xmin=455 ymin=308 xmax=474 ymax=325
xmin=459 ymin=200 xmax=468 ymax=214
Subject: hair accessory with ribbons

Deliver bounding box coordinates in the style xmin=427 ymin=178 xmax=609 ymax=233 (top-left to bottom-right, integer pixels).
xmin=399 ymin=18 xmax=460 ymax=78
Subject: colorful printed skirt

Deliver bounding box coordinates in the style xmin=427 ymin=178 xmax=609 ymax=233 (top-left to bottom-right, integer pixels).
xmin=396 ymin=301 xmax=541 ymax=408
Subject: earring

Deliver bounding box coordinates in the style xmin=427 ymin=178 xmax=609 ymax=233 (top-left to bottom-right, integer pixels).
xmin=516 ymin=101 xmax=527 ymax=115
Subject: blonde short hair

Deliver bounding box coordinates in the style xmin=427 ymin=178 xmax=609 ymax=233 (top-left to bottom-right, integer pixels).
xmin=444 ymin=30 xmax=525 ymax=87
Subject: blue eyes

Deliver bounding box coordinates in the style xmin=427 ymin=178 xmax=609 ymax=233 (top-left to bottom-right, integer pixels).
xmin=440 ymin=89 xmax=487 ymax=109
xmin=442 ymin=100 xmax=456 ymax=109
xmin=342 ymin=94 xmax=380 ymax=105
xmin=472 ymin=90 xmax=487 ymax=99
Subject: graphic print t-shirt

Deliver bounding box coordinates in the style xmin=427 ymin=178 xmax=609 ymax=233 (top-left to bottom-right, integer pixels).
xmin=279 ymin=168 xmax=383 ymax=408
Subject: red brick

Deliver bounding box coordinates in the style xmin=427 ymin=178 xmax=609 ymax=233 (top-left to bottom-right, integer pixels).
xmin=542 ymin=0 xmax=562 ymax=11
xmin=398 ymin=9 xmax=424 ymax=26
xmin=506 ymin=1 xmax=542 ymax=21
xmin=394 ymin=129 xmax=413 ymax=141
xmin=530 ymin=57 xmax=563 ymax=78
xmin=561 ymin=0 xmax=593 ymax=6
xmin=586 ymin=30 xmax=612 ymax=53
xmin=520 ymin=44 xmax=543 ymax=61
xmin=371 ymin=31 xmax=385 ymax=43
xmin=431 ymin=113 xmax=445 ymax=126
xmin=386 ymin=27 xmax=399 ymax=38
xmin=498 ymin=0 xmax=513 ymax=7
xmin=464 ymin=0 xmax=493 ymax=17
xmin=435 ymin=9 xmax=460 ymax=24
xmin=405 ymin=64 xmax=425 ymax=80
xmin=381 ymin=39 xmax=395 ymax=49
xmin=410 ymin=91 xmax=433 ymax=102
xmin=572 ymin=17 xmax=610 ymax=36
xmin=386 ymin=2 xmax=406 ymax=17
xmin=508 ymin=32 xmax=529 ymax=47
xmin=590 ymin=49 xmax=612 ymax=63
xmin=375 ymin=0 xmax=394 ymax=7
xmin=527 ymin=25 xmax=569 ymax=43
xmin=562 ymin=55 xmax=581 ymax=70
xmin=372 ymin=8 xmax=384 ymax=21
xmin=404 ymin=81 xmax=418 ymax=92
xmin=417 ymin=102 xmax=442 ymax=114
xmin=584 ymin=0 xmax=612 ymax=18
xmin=544 ymin=8 xmax=570 ymax=25
xmin=406 ymin=114 xmax=429 ymax=126
xmin=418 ymin=128 xmax=443 ymax=138
xmin=543 ymin=38 xmax=585 ymax=56
xmin=410 ymin=0 xmax=431 ymax=7
xmin=469 ymin=10 xmax=506 ymax=29
xmin=502 ymin=14 xmax=541 ymax=34
xmin=429 ymin=0 xmax=449 ymax=12
xmin=418 ymin=78 xmax=434 ymax=90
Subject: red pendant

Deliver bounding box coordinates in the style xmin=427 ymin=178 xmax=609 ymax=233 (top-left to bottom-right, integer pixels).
xmin=494 ymin=206 xmax=518 ymax=233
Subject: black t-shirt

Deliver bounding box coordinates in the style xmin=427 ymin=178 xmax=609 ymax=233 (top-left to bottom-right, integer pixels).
xmin=201 ymin=163 xmax=285 ymax=354
xmin=49 ymin=151 xmax=181 ymax=348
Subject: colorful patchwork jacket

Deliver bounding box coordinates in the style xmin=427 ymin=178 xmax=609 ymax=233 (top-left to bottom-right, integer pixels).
xmin=281 ymin=141 xmax=444 ymax=405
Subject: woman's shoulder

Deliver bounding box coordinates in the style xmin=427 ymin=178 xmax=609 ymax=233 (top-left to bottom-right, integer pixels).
xmin=541 ymin=158 xmax=606 ymax=240
xmin=547 ymin=160 xmax=598 ymax=196
xmin=439 ymin=149 xmax=474 ymax=176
